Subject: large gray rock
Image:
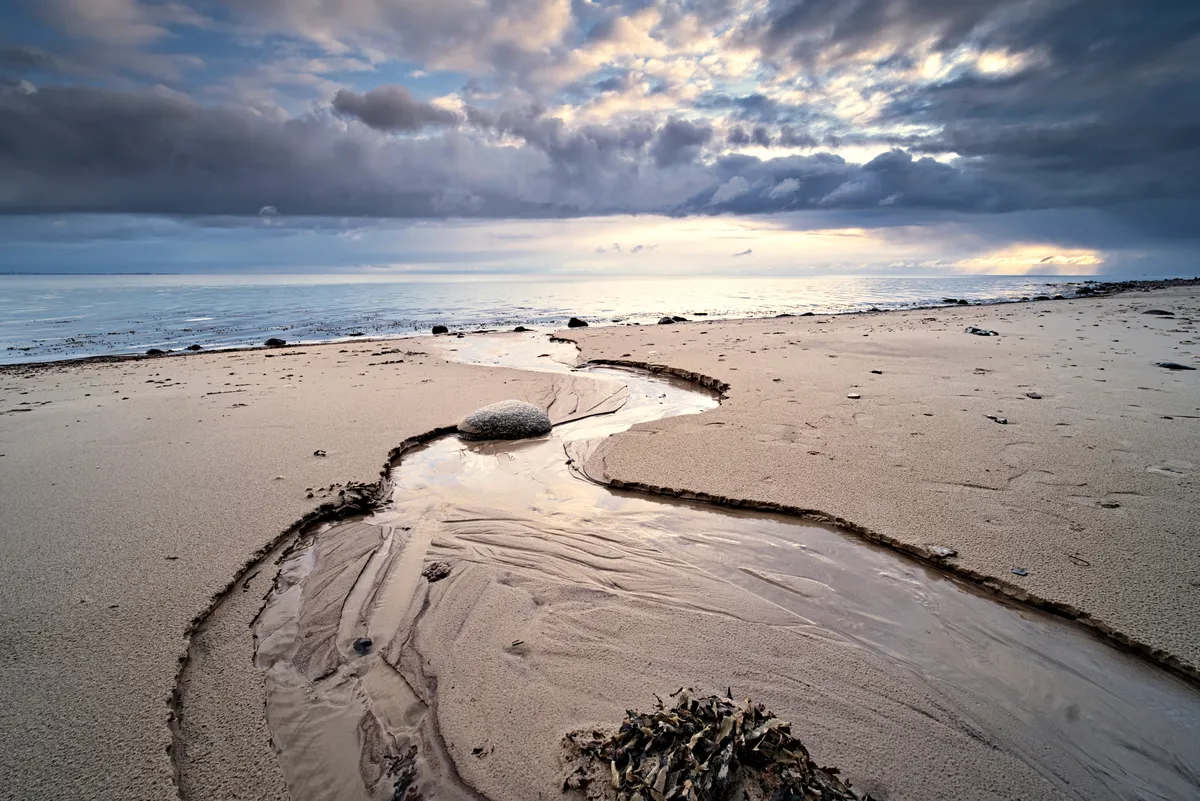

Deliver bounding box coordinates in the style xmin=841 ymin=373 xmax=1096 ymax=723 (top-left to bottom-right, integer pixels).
xmin=458 ymin=400 xmax=552 ymax=440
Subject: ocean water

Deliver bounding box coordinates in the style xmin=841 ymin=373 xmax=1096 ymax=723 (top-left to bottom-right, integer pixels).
xmin=0 ymin=273 xmax=1095 ymax=364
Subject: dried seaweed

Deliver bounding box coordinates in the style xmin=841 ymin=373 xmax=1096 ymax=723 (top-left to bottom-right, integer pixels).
xmin=564 ymin=690 xmax=870 ymax=801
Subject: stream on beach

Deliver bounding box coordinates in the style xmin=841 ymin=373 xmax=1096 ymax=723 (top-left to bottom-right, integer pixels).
xmin=248 ymin=334 xmax=1200 ymax=801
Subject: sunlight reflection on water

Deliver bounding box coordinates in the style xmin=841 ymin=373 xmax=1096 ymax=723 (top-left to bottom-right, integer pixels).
xmin=1 ymin=273 xmax=1093 ymax=362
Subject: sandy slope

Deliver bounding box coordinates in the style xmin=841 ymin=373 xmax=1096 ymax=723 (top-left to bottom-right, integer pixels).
xmin=0 ymin=341 xmax=614 ymax=801
xmin=568 ymin=288 xmax=1200 ymax=671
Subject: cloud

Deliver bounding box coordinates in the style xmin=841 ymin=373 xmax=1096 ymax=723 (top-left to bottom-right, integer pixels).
xmin=332 ymin=85 xmax=460 ymax=130
xmin=709 ymin=175 xmax=751 ymax=205
xmin=650 ymin=118 xmax=713 ymax=167
xmin=35 ymin=0 xmax=170 ymax=46
xmin=0 ymin=0 xmax=1197 ymax=249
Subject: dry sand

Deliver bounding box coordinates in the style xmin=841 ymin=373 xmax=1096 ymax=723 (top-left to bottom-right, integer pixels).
xmin=1 ymin=286 xmax=1197 ymax=801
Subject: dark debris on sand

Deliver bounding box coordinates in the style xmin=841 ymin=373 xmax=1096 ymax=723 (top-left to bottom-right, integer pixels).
xmin=563 ymin=690 xmax=870 ymax=801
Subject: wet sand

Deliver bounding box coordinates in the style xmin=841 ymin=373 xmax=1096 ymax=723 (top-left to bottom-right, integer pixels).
xmin=569 ymin=287 xmax=1200 ymax=674
xmin=0 ymin=343 xmax=625 ymax=801
xmin=0 ymin=287 xmax=1197 ymax=800
xmin=239 ymin=351 xmax=1199 ymax=801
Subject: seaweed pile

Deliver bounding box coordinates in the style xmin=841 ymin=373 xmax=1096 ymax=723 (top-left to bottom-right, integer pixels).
xmin=563 ymin=690 xmax=870 ymax=801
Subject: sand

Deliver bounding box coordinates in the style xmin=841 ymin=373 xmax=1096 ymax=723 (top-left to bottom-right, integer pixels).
xmin=1 ymin=287 xmax=1197 ymax=801
xmin=0 ymin=341 xmax=624 ymax=801
xmin=566 ymin=287 xmax=1200 ymax=671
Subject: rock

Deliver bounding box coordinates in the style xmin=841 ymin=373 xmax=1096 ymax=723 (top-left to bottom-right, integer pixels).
xmin=567 ymin=317 xmax=588 ymax=328
xmin=145 ymin=348 xmax=166 ymax=356
xmin=1033 ymin=295 xmax=1051 ymax=301
xmin=186 ymin=344 xmax=203 ymax=351
xmin=870 ymin=369 xmax=883 ymax=374
xmin=658 ymin=316 xmax=675 ymax=324
xmin=458 ymin=400 xmax=552 ymax=440
xmin=1011 ymin=567 xmax=1029 ymax=577
xmin=693 ymin=312 xmax=709 ymax=316
xmin=986 ymin=414 xmax=1008 ymax=424
xmin=349 ymin=331 xmax=365 ymax=337
xmin=942 ymin=298 xmax=959 ymax=304
xmin=965 ymin=326 xmax=998 ymax=336
xmin=422 ymin=561 xmax=452 ymax=582
xmin=931 ymin=546 xmax=958 ymax=558
xmin=265 ymin=338 xmax=286 ymax=347
xmin=800 ymin=311 xmax=815 ymax=316
xmin=846 ymin=392 xmax=861 ymax=399
xmin=431 ymin=325 xmax=449 ymax=334
xmin=352 ymin=637 xmax=372 ymax=655
xmin=775 ymin=313 xmax=793 ymax=318
xmin=1154 ymin=361 xmax=1196 ymax=370
xmin=313 ymin=449 xmax=327 ymax=457
xmin=1076 ymin=286 xmax=1095 ymax=295
xmin=671 ymin=315 xmax=688 ymax=322
xmin=1143 ymin=309 xmax=1175 ymax=316
xmin=1052 ymin=294 xmax=1065 ymax=300
xmin=957 ymin=299 xmax=970 ymax=305
xmin=1026 ymin=391 xmax=1042 ymax=399
xmin=513 ymin=326 xmax=529 ymax=332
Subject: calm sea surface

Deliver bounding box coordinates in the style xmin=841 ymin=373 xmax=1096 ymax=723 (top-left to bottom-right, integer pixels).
xmin=0 ymin=273 xmax=1096 ymax=364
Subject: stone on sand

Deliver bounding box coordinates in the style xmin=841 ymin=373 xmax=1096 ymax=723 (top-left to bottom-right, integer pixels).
xmin=458 ymin=400 xmax=552 ymax=440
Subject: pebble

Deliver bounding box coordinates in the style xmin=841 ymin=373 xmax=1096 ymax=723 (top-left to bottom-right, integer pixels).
xmin=1026 ymin=392 xmax=1042 ymax=399
xmin=1154 ymin=361 xmax=1196 ymax=371
xmin=931 ymin=546 xmax=958 ymax=558
xmin=1011 ymin=568 xmax=1029 ymax=577
xmin=986 ymin=414 xmax=1008 ymax=424
xmin=847 ymin=393 xmax=861 ymax=399
xmin=353 ymin=637 xmax=373 ymax=655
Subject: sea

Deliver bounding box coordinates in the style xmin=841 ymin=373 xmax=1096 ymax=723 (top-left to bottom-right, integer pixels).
xmin=0 ymin=273 xmax=1103 ymax=364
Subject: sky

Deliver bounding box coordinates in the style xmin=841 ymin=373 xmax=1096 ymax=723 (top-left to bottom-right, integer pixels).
xmin=0 ymin=0 xmax=1198 ymax=276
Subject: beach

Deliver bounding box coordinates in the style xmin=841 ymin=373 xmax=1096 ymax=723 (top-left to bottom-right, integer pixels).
xmin=1 ymin=286 xmax=1198 ymax=801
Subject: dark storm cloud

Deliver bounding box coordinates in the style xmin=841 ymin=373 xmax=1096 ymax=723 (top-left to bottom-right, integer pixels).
xmin=687 ymin=149 xmax=1024 ymax=215
xmin=1 ymin=81 xmax=1195 ymax=225
xmin=736 ymin=0 xmax=1200 ymax=221
xmin=650 ymin=118 xmax=713 ymax=167
xmin=468 ymin=104 xmax=655 ymax=160
xmin=0 ymin=85 xmax=555 ymax=216
xmin=0 ymin=45 xmax=61 ymax=75
xmin=727 ymin=125 xmax=774 ymax=148
xmin=332 ymin=85 xmax=461 ymax=130
xmin=2 ymin=0 xmax=1200 ymax=232
xmin=778 ymin=126 xmax=818 ymax=149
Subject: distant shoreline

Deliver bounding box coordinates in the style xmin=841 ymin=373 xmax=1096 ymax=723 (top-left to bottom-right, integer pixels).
xmin=4 ymin=276 xmax=1197 ymax=372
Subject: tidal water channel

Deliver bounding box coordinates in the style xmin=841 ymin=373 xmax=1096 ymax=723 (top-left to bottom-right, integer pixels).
xmin=251 ymin=334 xmax=1200 ymax=801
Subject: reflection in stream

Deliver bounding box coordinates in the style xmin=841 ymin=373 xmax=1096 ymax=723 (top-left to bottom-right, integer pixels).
xmin=254 ymin=334 xmax=1200 ymax=801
